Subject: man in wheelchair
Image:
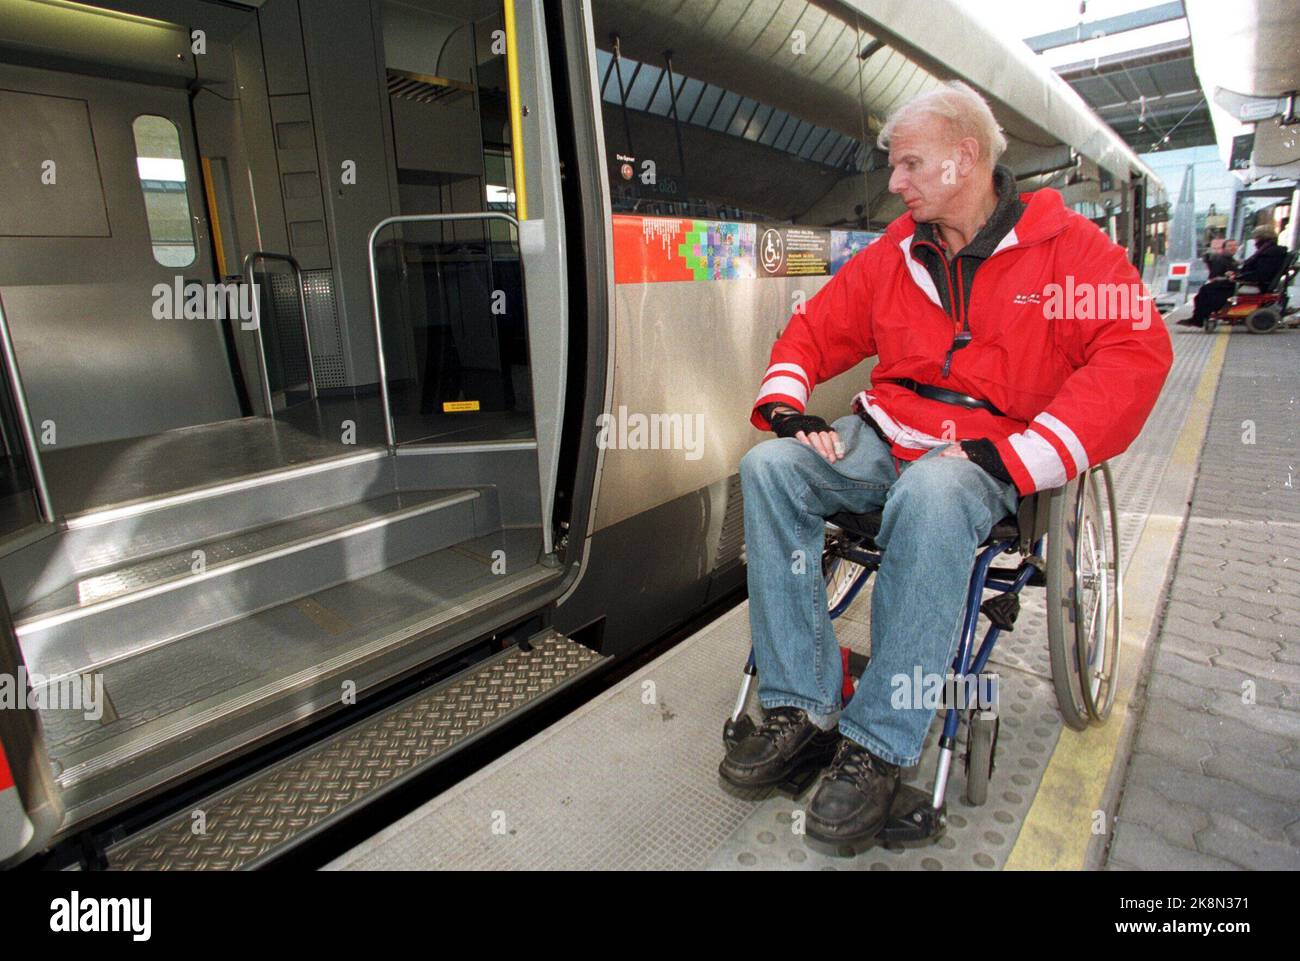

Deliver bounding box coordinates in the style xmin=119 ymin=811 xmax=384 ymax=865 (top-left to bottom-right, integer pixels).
xmin=719 ymin=81 xmax=1173 ymax=844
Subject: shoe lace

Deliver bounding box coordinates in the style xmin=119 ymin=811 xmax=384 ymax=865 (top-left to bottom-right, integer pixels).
xmin=826 ymin=739 xmax=891 ymax=786
xmin=753 ymin=707 xmax=806 ymax=746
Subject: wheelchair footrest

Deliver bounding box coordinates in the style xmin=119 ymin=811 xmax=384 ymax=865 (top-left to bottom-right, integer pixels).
xmin=979 ymin=592 xmax=1020 ymax=631
xmin=877 ymin=783 xmax=947 ymax=845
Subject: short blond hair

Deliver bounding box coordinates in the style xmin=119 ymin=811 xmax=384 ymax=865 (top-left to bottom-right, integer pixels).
xmin=877 ymin=80 xmax=1008 ymax=166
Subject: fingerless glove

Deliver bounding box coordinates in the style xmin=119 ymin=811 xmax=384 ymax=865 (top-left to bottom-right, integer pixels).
xmin=771 ymin=411 xmax=831 ymax=439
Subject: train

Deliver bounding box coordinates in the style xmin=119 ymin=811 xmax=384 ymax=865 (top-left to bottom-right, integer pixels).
xmin=0 ymin=0 xmax=1163 ymax=868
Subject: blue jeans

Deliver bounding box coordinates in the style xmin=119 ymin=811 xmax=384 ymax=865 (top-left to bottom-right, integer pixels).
xmin=739 ymin=413 xmax=1019 ymax=767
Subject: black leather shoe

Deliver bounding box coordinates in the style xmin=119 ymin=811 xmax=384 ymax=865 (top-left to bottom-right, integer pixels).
xmin=718 ymin=707 xmax=840 ymax=788
xmin=805 ymin=739 xmax=900 ymax=844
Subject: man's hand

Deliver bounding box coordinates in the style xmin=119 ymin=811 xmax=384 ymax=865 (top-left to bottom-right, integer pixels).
xmin=938 ymin=444 xmax=969 ymax=460
xmin=770 ymin=407 xmax=846 ymax=463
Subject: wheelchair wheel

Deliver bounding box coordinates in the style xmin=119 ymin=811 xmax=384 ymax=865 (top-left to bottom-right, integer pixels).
xmin=1245 ymin=307 xmax=1280 ymax=333
xmin=822 ymin=527 xmax=869 ymax=614
xmin=1046 ymin=466 xmax=1122 ymax=729
xmin=963 ymin=708 xmax=998 ymax=806
xmin=1079 ymin=465 xmax=1122 ymax=723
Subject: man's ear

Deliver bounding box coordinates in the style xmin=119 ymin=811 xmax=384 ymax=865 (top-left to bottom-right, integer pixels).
xmin=956 ymin=137 xmax=981 ymax=176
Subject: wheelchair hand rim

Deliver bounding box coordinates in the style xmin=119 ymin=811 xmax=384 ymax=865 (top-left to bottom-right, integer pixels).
xmin=1075 ymin=465 xmax=1121 ymax=722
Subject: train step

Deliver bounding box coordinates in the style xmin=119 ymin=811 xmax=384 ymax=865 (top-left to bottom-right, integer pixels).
xmin=0 ymin=450 xmax=396 ymax=612
xmin=100 ymin=629 xmax=607 ymax=870
xmin=15 ymin=487 xmax=490 ymax=684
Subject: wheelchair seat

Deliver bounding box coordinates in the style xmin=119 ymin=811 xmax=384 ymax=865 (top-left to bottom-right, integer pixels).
xmin=826 ymin=509 xmax=1020 ymax=547
xmin=827 ymin=489 xmax=1046 ymax=554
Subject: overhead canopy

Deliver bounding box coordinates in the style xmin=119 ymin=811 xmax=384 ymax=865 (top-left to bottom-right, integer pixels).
xmin=591 ymin=0 xmax=1159 ymax=188
xmin=1184 ymin=0 xmax=1300 ymax=180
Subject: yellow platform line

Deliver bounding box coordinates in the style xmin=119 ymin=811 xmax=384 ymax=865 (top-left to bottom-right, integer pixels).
xmin=1005 ymin=331 xmax=1230 ymax=871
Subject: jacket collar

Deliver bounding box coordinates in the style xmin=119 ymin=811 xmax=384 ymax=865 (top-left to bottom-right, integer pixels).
xmin=885 ymin=170 xmax=1070 ymax=254
xmin=912 ymin=165 xmax=1024 ymax=258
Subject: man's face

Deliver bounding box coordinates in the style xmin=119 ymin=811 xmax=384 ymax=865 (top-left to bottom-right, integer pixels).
xmin=1225 ymin=240 xmax=1240 ymax=255
xmin=887 ymin=118 xmax=964 ymax=223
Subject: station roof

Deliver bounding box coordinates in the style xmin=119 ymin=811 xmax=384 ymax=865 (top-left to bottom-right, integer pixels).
xmin=1028 ymin=2 xmax=1216 ymax=154
xmin=592 ymin=0 xmax=1158 ymax=186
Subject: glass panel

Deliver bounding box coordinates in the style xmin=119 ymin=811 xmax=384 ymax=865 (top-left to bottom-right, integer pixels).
xmin=591 ymin=3 xmax=873 ymax=225
xmin=131 ymin=115 xmax=195 ymax=267
xmin=376 ymin=0 xmax=533 ymax=445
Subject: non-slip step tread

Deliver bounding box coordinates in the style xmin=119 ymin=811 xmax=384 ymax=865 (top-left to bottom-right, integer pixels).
xmin=103 ymin=628 xmax=604 ymax=870
xmin=17 ymin=488 xmax=480 ymax=626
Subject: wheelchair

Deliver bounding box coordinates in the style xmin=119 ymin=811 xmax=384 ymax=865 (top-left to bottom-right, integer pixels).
xmin=723 ymin=462 xmax=1123 ymax=845
xmin=1204 ymin=249 xmax=1299 ymax=334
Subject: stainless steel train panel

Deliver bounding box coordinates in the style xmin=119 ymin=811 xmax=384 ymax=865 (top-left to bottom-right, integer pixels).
xmin=0 ymin=89 xmax=110 ymax=238
xmin=0 ymin=62 xmax=242 ymax=448
xmin=593 ymin=276 xmax=874 ymax=532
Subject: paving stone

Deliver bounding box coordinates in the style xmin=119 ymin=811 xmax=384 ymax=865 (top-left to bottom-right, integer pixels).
xmin=1158 ymin=633 xmax=1219 ymax=664
xmin=1212 ymin=647 xmax=1300 ymax=688
xmin=1146 ymin=672 xmax=1217 ymax=711
xmin=1164 ymin=619 xmax=1283 ymax=660
xmin=1203 ymin=690 xmax=1300 ymax=740
xmin=1154 ymin=651 xmax=1284 ymax=701
xmin=1217 ymin=611 xmax=1290 ymax=643
xmin=1141 ymin=699 xmax=1292 ymax=759
xmin=1131 ymin=715 xmax=1214 ymax=774
xmin=1126 ymin=744 xmax=1297 ymax=842
xmin=1201 ymin=754 xmax=1300 ymax=805
xmin=1195 ymin=812 xmax=1300 ymax=871
xmin=1112 ymin=780 xmax=1211 ymax=849
xmin=1108 ymin=821 xmax=1238 ymax=871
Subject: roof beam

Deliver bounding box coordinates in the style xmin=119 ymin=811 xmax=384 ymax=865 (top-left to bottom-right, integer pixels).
xmin=1025 ymin=2 xmax=1186 ymax=53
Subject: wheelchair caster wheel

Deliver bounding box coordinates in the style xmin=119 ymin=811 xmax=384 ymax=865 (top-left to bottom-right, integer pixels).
xmin=964 ymin=710 xmax=999 ymax=806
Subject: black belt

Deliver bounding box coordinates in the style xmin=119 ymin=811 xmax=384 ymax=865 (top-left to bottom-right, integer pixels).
xmin=886 ymin=379 xmax=1005 ymax=418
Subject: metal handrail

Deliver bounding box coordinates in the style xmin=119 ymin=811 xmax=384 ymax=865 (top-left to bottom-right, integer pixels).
xmin=366 ymin=212 xmax=521 ymax=448
xmin=0 ymin=292 xmax=53 ymax=523
xmin=242 ymin=250 xmax=318 ymax=419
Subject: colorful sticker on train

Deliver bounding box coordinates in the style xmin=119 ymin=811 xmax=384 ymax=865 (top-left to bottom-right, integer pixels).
xmin=613 ymin=214 xmax=878 ymax=284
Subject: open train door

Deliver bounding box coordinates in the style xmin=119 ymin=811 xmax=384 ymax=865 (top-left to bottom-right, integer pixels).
xmin=0 ymin=584 xmax=62 ymax=867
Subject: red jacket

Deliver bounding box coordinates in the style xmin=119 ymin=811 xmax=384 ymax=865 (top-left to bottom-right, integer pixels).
xmin=751 ymin=188 xmax=1173 ymax=495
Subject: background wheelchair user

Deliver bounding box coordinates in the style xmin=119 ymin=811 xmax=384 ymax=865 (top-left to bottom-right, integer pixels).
xmin=1185 ymin=226 xmax=1289 ymax=328
xmin=721 ymin=80 xmax=1173 ymax=846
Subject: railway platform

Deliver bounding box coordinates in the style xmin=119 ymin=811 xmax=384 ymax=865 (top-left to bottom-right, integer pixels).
xmin=325 ymin=322 xmax=1298 ymax=872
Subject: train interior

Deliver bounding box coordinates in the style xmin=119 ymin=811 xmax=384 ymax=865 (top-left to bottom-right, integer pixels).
xmin=0 ymin=0 xmax=566 ymax=831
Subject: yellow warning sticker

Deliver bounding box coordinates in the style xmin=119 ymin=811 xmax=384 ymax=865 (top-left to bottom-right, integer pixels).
xmin=442 ymin=400 xmax=481 ymax=412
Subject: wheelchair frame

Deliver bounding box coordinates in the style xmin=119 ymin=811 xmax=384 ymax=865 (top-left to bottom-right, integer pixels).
xmin=725 ymin=462 xmax=1123 ymax=845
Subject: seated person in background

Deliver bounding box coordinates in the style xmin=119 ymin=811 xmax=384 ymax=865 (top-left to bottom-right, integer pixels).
xmin=1234 ymin=226 xmax=1288 ymax=292
xmin=1187 ymin=227 xmax=1289 ymax=327
xmin=1205 ymin=238 xmax=1238 ymax=279
xmin=1183 ymin=238 xmax=1239 ymax=327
